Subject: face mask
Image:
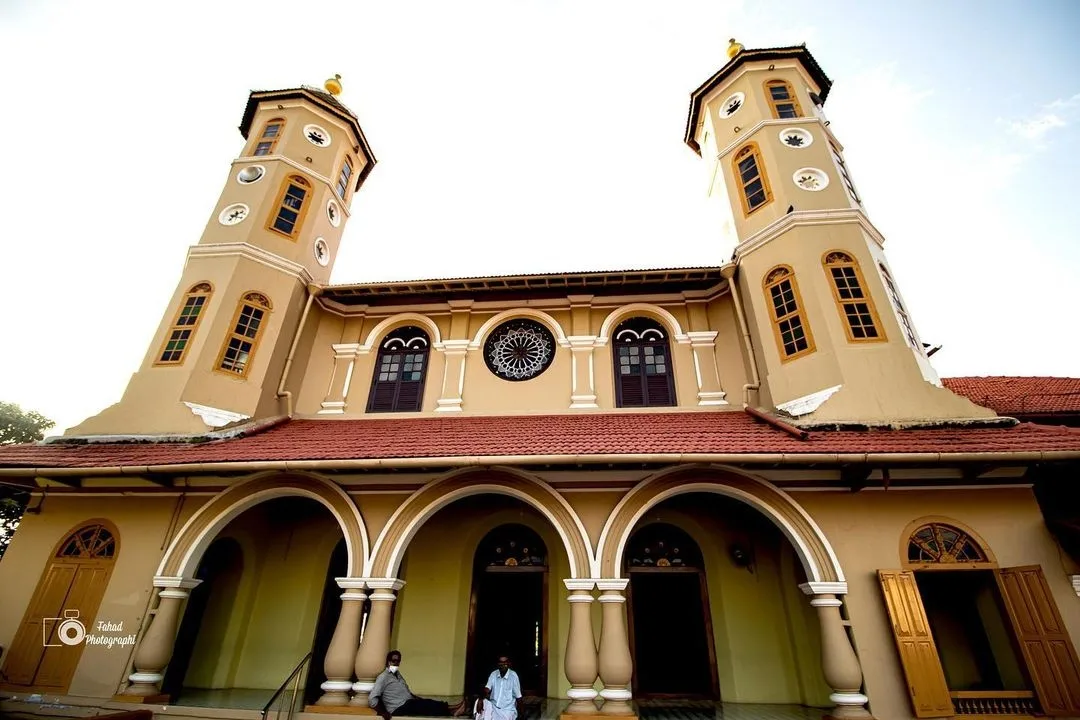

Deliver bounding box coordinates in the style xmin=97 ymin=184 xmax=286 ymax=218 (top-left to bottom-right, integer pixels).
xmin=388 ymin=665 xmax=399 ymax=674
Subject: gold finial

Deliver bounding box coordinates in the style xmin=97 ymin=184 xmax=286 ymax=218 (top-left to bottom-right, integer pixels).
xmin=324 ymin=73 xmax=343 ymax=96
xmin=727 ymin=38 xmax=744 ymax=59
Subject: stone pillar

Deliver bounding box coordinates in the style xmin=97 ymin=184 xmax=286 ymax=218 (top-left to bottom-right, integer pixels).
xmin=596 ymin=579 xmax=633 ymax=716
xmin=562 ymin=580 xmax=599 ymax=716
xmin=435 ymin=340 xmax=470 ymax=412
xmin=314 ymin=579 xmax=367 ymax=706
xmin=319 ymin=343 xmax=360 ymax=414
xmin=350 ymin=579 xmax=405 ymax=707
xmin=686 ymin=331 xmax=727 ymax=406
xmin=569 ymin=337 xmax=599 ymax=409
xmin=801 ymin=585 xmax=873 ymax=719
xmin=120 ymin=576 xmax=202 ymax=700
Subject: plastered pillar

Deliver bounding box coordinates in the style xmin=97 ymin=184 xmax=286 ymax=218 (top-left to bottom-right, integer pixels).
xmin=596 ymin=579 xmax=634 ymax=716
xmin=562 ymin=580 xmax=599 ymax=716
xmin=313 ymin=579 xmax=367 ymax=706
xmin=801 ymin=584 xmax=874 ymax=719
xmin=686 ymin=331 xmax=727 ymax=405
xmin=119 ymin=576 xmax=202 ymax=701
xmin=569 ymin=337 xmax=599 ymax=409
xmin=350 ymin=579 xmax=405 ymax=708
xmin=320 ymin=343 xmax=360 ymax=414
xmin=435 ymin=340 xmax=470 ymax=412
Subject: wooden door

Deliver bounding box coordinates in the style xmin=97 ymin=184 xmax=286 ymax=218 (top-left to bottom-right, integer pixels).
xmin=996 ymin=566 xmax=1080 ymax=716
xmin=877 ymin=570 xmax=953 ymax=718
xmin=0 ymin=522 xmax=117 ymax=693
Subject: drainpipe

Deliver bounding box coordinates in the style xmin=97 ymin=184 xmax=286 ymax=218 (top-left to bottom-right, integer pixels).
xmin=276 ymin=284 xmax=320 ymax=418
xmin=721 ymin=265 xmax=761 ymax=408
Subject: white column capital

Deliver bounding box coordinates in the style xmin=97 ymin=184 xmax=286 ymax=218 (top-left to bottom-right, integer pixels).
xmin=596 ymin=578 xmax=630 ymax=592
xmin=1071 ymin=574 xmax=1080 ymax=597
xmin=438 ymin=339 xmax=472 ymax=355
xmin=152 ymin=575 xmax=202 ymax=590
xmin=365 ymin=578 xmax=406 ymax=592
xmin=563 ymin=578 xmax=597 ymax=592
xmin=686 ymin=330 xmax=719 ymax=346
xmin=331 ymin=342 xmax=361 ymax=359
xmin=335 ymin=577 xmax=369 ymax=590
xmin=799 ymin=581 xmax=848 ymax=596
xmin=568 ymin=335 xmax=600 ymax=349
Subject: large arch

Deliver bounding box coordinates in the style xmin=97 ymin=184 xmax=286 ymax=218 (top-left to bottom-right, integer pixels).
xmin=596 ymin=303 xmax=690 ymax=346
xmin=468 ymin=309 xmax=570 ymax=349
xmin=157 ymin=471 xmax=369 ymax=578
xmin=597 ymin=465 xmax=844 ymax=583
xmin=360 ymin=312 xmax=444 ymax=351
xmin=368 ymin=467 xmax=593 ymax=578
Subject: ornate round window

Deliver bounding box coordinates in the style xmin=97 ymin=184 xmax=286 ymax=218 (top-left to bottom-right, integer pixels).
xmin=779 ymin=127 xmax=813 ymax=149
xmin=326 ymin=198 xmax=341 ymax=227
xmin=483 ymin=319 xmax=556 ymax=381
xmin=218 ymin=203 xmax=249 ymax=225
xmin=304 ymin=124 xmax=331 ymax=147
xmin=793 ymin=167 xmax=829 ymax=192
xmin=313 ymin=237 xmax=330 ymax=266
xmin=236 ymin=165 xmax=265 ymax=184
xmin=719 ymin=92 xmax=744 ymax=119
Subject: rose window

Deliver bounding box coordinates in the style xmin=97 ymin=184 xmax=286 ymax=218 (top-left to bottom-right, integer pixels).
xmin=483 ymin=319 xmax=555 ymax=381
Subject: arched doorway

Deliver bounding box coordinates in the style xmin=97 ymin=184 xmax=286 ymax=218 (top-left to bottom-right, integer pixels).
xmin=162 ymin=537 xmax=244 ymax=700
xmin=624 ymin=522 xmax=717 ymax=699
xmin=465 ymin=524 xmax=548 ymax=697
xmin=0 ymin=521 xmax=118 ymax=693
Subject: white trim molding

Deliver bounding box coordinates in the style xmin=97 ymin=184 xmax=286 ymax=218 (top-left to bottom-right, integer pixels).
xmin=799 ymin=581 xmax=849 ymax=596
xmin=735 ymin=208 xmax=888 ymax=260
xmin=1071 ymin=574 xmax=1080 ymax=598
xmin=564 ymin=578 xmax=597 ymax=593
xmin=184 ymin=402 xmax=250 ymax=429
xmin=776 ymin=385 xmax=842 ymax=417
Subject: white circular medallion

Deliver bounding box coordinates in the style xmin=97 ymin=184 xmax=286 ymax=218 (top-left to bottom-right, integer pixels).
xmin=313 ymin=237 xmax=330 ymax=267
xmin=779 ymin=127 xmax=813 ymax=149
xmin=218 ymin=203 xmax=250 ymax=225
xmin=236 ymin=165 xmax=265 ymax=184
xmin=326 ymin=199 xmax=341 ymax=227
xmin=303 ymin=124 xmax=331 ymax=147
xmin=793 ymin=167 xmax=829 ymax=192
xmin=719 ymin=92 xmax=745 ymax=119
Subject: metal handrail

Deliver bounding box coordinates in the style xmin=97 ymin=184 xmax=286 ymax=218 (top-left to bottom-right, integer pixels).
xmin=261 ymin=651 xmax=313 ymax=720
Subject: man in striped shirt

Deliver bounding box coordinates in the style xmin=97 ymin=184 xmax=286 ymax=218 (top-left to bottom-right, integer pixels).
xmin=370 ymin=650 xmax=470 ymax=719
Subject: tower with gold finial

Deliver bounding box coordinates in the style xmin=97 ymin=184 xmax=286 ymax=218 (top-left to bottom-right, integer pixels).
xmin=66 ymin=78 xmax=377 ymax=436
xmin=685 ymin=43 xmax=994 ymax=425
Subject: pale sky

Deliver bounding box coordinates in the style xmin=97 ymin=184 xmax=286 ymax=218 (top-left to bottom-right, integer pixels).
xmin=0 ymin=0 xmax=1077 ymax=436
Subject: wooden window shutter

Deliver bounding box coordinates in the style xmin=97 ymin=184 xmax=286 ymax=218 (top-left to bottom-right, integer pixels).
xmin=996 ymin=566 xmax=1080 ymax=716
xmin=877 ymin=570 xmax=953 ymax=717
xmin=618 ymin=372 xmax=645 ymax=407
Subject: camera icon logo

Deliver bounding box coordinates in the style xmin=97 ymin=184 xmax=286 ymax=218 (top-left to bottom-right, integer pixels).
xmin=43 ymin=609 xmax=86 ymax=647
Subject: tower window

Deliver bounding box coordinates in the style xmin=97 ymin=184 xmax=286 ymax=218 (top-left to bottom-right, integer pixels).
xmin=155 ymin=282 xmax=213 ymax=365
xmin=879 ymin=263 xmax=921 ymax=351
xmin=823 ymin=251 xmax=885 ymax=342
xmin=734 ymin=143 xmax=772 ymax=216
xmin=367 ymin=326 xmax=431 ymax=413
xmin=612 ymin=317 xmax=676 ymax=408
xmin=336 ymin=156 xmax=353 ymax=200
xmin=763 ymin=266 xmax=815 ymax=361
xmin=268 ymin=175 xmax=311 ymax=239
xmin=217 ymin=292 xmax=272 ymax=377
xmin=765 ymin=80 xmax=802 ymax=119
xmin=253 ymin=117 xmax=286 ymax=156
xmin=830 ymin=144 xmax=860 ymax=203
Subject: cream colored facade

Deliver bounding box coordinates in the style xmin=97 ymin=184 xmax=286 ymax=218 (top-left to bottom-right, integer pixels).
xmin=2 ymin=43 xmax=1080 ymax=720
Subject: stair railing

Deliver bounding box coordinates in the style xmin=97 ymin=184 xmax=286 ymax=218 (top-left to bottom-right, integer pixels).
xmin=261 ymin=651 xmax=313 ymax=720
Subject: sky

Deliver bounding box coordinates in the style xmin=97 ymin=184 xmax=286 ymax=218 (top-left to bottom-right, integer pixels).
xmin=0 ymin=0 xmax=1077 ymax=436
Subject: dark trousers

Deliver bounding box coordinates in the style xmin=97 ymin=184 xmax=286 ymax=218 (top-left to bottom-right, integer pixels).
xmin=393 ymin=698 xmax=452 ymax=717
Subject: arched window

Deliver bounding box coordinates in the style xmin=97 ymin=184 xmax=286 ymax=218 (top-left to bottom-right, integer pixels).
xmin=765 ymin=79 xmax=802 ymax=119
xmin=625 ymin=523 xmax=703 ymax=570
xmin=906 ymin=522 xmax=989 ymax=565
xmin=367 ymin=326 xmax=430 ymax=413
xmin=476 ymin=524 xmax=548 ymax=568
xmin=763 ymin=266 xmax=814 ymax=361
xmin=879 ymin=263 xmax=920 ymax=351
xmin=823 ymin=251 xmax=885 ymax=342
xmin=612 ymin=317 xmax=676 ymax=408
xmin=156 ymin=282 xmax=213 ymax=365
xmin=336 ymin=156 xmax=354 ymax=200
xmin=57 ymin=523 xmax=117 ymax=559
xmin=216 ymin=292 xmax=272 ymax=377
xmin=733 ymin=143 xmax=772 ymax=215
xmin=253 ymin=117 xmax=286 ymax=156
xmin=267 ymin=175 xmax=311 ymax=239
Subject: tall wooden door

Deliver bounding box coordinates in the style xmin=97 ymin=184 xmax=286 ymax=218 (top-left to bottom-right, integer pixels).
xmin=996 ymin=566 xmax=1080 ymax=716
xmin=0 ymin=522 xmax=117 ymax=693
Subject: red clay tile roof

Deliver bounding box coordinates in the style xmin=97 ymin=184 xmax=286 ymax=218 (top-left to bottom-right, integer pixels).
xmin=943 ymin=376 xmax=1080 ymax=416
xmin=0 ymin=411 xmax=1078 ymax=473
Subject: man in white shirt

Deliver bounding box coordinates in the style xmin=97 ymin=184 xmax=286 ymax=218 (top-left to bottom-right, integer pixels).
xmin=477 ymin=656 xmax=523 ymax=720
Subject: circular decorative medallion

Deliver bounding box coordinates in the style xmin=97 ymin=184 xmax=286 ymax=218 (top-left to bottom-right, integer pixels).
xmin=793 ymin=167 xmax=829 ymax=191
xmin=313 ymin=237 xmax=330 ymax=267
xmin=218 ymin=203 xmax=250 ymax=225
xmin=236 ymin=165 xmax=265 ymax=184
xmin=326 ymin=198 xmax=341 ymax=227
xmin=779 ymin=127 xmax=813 ymax=149
xmin=303 ymin=124 xmax=331 ymax=147
xmin=719 ymin=92 xmax=745 ymax=119
xmin=483 ymin=319 xmax=556 ymax=381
